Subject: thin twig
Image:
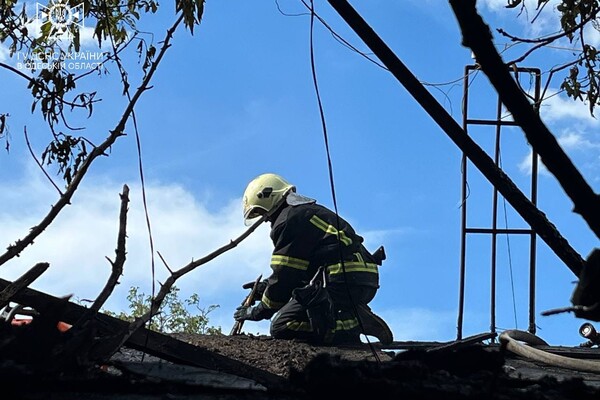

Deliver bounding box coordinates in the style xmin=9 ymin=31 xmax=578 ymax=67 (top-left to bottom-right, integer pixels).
xmin=540 ymin=58 xmax=582 ymax=102
xmin=157 ymin=251 xmax=174 ymax=274
xmin=497 ymin=6 xmax=599 ymax=44
xmin=24 ymin=127 xmax=63 ymax=196
xmin=531 ymin=0 xmax=550 ymax=24
xmin=0 ymin=62 xmax=91 ymax=110
xmin=506 ymin=38 xmax=553 ymax=66
xmin=73 ymin=33 xmax=139 ymax=83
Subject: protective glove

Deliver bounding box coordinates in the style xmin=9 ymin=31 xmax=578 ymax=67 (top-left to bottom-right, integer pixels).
xmin=242 ymin=279 xmax=267 ymax=302
xmin=233 ymin=305 xmax=258 ymax=322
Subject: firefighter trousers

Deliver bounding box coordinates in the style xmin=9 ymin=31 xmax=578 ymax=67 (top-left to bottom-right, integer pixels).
xmin=270 ymin=282 xmax=377 ymax=344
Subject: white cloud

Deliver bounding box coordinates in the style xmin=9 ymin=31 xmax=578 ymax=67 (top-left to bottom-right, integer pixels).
xmin=541 ymin=91 xmax=600 ymax=125
xmin=478 ymin=0 xmax=565 ymax=40
xmin=558 ymin=131 xmax=600 ymax=151
xmin=518 ymin=149 xmax=554 ymax=177
xmin=515 ymin=89 xmax=600 ymax=176
xmin=518 ymin=129 xmax=600 ymax=175
xmin=0 ymin=168 xmax=274 ymax=321
xmin=79 ymin=26 xmax=101 ymax=48
xmin=583 ymin=20 xmax=600 ymax=47
xmin=361 ymin=228 xmax=415 ymax=250
xmin=0 ymin=44 xmax=9 ymax=62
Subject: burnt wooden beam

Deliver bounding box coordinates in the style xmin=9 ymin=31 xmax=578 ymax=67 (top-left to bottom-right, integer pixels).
xmin=450 ymin=0 xmax=600 ymax=241
xmin=326 ymin=0 xmax=584 ymax=277
xmin=425 ymin=332 xmax=497 ymax=353
xmin=0 ymin=262 xmax=49 ymax=310
xmin=0 ymin=278 xmax=286 ymax=389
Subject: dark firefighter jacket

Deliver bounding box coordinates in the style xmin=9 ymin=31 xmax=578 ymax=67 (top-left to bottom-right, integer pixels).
xmin=252 ymin=201 xmax=380 ymax=321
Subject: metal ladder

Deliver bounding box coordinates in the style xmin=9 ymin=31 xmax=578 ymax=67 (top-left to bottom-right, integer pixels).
xmin=457 ymin=65 xmax=542 ymax=340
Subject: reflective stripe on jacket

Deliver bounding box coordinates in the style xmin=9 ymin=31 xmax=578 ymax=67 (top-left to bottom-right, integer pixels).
xmin=257 ymin=202 xmax=379 ymax=318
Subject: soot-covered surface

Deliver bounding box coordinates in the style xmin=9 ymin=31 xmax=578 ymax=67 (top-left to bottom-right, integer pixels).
xmin=6 ymin=332 xmax=600 ymax=399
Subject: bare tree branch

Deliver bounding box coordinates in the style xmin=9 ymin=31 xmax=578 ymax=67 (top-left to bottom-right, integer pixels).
xmin=90 ymin=184 xmax=130 ymax=313
xmin=505 ymin=38 xmax=553 ymax=66
xmin=499 ymin=3 xmax=600 ymax=68
xmin=0 ymin=262 xmax=50 ymax=310
xmin=97 ymin=213 xmax=269 ymax=361
xmin=540 ymin=58 xmax=582 ymax=103
xmin=0 ymin=14 xmax=185 ymax=267
xmin=497 ymin=6 xmax=599 ymax=44
xmin=157 ymin=251 xmax=174 ymax=274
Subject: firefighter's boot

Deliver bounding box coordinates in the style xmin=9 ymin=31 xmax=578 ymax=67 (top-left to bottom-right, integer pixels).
xmin=356 ymin=304 xmax=393 ymax=345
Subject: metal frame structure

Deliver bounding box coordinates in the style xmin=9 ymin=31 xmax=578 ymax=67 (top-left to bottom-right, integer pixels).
xmin=457 ymin=65 xmax=542 ymax=340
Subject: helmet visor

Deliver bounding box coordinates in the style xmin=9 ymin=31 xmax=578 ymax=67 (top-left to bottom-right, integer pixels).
xmin=244 ymin=206 xmax=267 ymax=226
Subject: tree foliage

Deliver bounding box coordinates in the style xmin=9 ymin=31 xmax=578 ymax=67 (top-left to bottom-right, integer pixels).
xmin=104 ymin=286 xmax=222 ymax=335
xmin=0 ymin=0 xmax=213 ymax=339
xmin=501 ymin=0 xmax=600 ymax=115
xmin=0 ymin=0 xmax=204 ymax=181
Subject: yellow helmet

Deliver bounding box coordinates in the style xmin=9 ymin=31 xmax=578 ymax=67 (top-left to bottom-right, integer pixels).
xmin=242 ymin=173 xmax=295 ymax=225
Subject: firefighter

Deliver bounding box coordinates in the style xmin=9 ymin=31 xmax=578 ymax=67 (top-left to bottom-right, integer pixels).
xmin=233 ymin=173 xmax=393 ymax=345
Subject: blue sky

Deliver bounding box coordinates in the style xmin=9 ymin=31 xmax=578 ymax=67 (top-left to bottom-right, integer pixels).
xmin=1 ymin=0 xmax=599 ymax=346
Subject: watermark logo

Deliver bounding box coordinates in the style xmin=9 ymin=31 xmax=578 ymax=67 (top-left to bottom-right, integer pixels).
xmin=36 ymin=0 xmax=85 ymax=33
xmin=15 ymin=1 xmax=103 ymax=71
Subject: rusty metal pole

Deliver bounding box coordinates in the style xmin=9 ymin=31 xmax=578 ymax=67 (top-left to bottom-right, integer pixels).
xmin=528 ymin=70 xmax=542 ymax=335
xmin=457 ymin=65 xmax=470 ymax=340
xmin=490 ymin=96 xmax=502 ymax=337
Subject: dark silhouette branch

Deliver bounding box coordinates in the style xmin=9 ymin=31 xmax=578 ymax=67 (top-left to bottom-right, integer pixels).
xmin=531 ymin=1 xmax=551 ymax=24
xmin=73 ymin=33 xmax=139 ymax=83
xmin=497 ymin=6 xmax=599 ymax=44
xmin=91 ymin=185 xmax=130 ymax=313
xmin=450 ymin=0 xmax=600 ymax=240
xmin=0 ymin=14 xmax=185 ymax=267
xmin=0 ymin=262 xmax=50 ymax=310
xmin=506 ymin=38 xmax=553 ymax=66
xmin=0 ymin=62 xmax=96 ymax=110
xmin=157 ymin=251 xmax=174 ymax=274
xmin=97 ymin=213 xmax=269 ymax=361
xmin=500 ymin=4 xmax=599 ymax=67
xmin=540 ymin=58 xmax=582 ymax=103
